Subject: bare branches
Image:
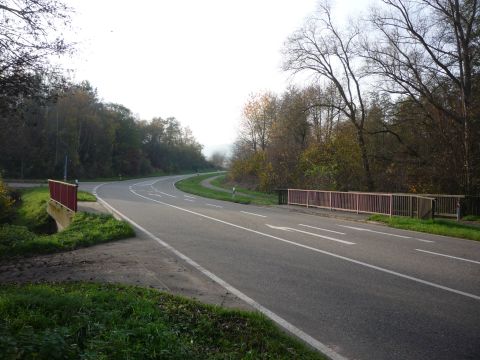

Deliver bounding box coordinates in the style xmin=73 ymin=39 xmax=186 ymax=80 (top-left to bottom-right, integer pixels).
xmin=0 ymin=0 xmax=72 ymax=112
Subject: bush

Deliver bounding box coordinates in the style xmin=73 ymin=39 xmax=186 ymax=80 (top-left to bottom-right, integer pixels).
xmin=0 ymin=177 xmax=15 ymax=224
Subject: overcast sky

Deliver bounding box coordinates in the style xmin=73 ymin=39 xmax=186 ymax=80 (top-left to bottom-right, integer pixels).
xmin=63 ymin=0 xmax=370 ymax=155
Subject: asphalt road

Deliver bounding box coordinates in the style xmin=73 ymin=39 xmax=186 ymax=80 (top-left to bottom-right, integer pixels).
xmin=81 ymin=175 xmax=480 ymax=360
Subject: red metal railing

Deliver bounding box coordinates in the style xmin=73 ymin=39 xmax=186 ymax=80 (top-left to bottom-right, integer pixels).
xmin=48 ymin=179 xmax=78 ymax=212
xmin=287 ymin=189 xmax=436 ymax=219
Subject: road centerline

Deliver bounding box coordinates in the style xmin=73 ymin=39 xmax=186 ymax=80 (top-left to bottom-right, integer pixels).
xmin=338 ymin=225 xmax=434 ymax=243
xmin=240 ymin=211 xmax=267 ymax=218
xmin=299 ymin=224 xmax=346 ymax=235
xmin=206 ymin=203 xmax=223 ymax=208
xmin=267 ymin=224 xmax=355 ymax=245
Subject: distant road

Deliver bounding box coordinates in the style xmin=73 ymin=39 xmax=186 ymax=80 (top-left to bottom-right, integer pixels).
xmin=81 ymin=175 xmax=480 ymax=360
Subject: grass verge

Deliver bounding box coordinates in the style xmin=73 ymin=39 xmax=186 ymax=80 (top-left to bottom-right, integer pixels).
xmin=176 ymin=173 xmax=253 ymax=204
xmin=368 ymin=214 xmax=480 ymax=241
xmin=1 ymin=187 xmax=133 ymax=257
xmin=77 ymin=190 xmax=97 ymax=202
xmin=462 ymin=215 xmax=480 ymax=222
xmin=14 ymin=187 xmax=97 ymax=233
xmin=0 ymin=283 xmax=325 ymax=360
xmin=0 ymin=212 xmax=134 ymax=257
xmin=210 ymin=175 xmax=278 ymax=205
xmin=176 ymin=174 xmax=278 ymax=205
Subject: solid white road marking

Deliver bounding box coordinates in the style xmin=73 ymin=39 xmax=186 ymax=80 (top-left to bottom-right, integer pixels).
xmin=267 ymin=225 xmax=355 ymax=245
xmin=416 ymin=249 xmax=480 ymax=265
xmin=240 ymin=211 xmax=267 ymax=218
xmin=206 ymin=203 xmax=223 ymax=208
xmin=184 ymin=194 xmax=196 ymax=199
xmin=129 ymin=186 xmax=480 ymax=301
xmin=159 ymin=191 xmax=176 ymax=198
xmin=184 ymin=198 xmax=195 ymax=202
xmin=338 ymin=225 xmax=434 ymax=242
xmin=299 ymin=224 xmax=346 ymax=235
xmin=148 ymin=193 xmax=162 ymax=198
xmin=94 ymin=184 xmax=347 ymax=360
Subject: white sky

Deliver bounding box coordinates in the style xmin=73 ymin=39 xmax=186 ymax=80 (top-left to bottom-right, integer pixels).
xmin=62 ymin=0 xmax=371 ymax=154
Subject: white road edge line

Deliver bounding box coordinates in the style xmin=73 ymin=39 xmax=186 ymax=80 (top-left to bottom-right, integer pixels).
xmin=416 ymin=249 xmax=480 ymax=265
xmin=299 ymin=224 xmax=346 ymax=235
xmin=240 ymin=211 xmax=267 ymax=218
xmin=128 ymin=185 xmax=480 ymax=302
xmin=206 ymin=203 xmax=223 ymax=208
xmin=94 ymin=183 xmax=347 ymax=360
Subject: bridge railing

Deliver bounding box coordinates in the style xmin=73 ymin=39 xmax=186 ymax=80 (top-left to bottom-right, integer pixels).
xmin=48 ymin=179 xmax=78 ymax=212
xmin=287 ymin=189 xmax=436 ymax=219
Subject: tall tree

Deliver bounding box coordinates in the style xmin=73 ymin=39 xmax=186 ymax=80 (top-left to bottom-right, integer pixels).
xmin=0 ymin=0 xmax=72 ymax=113
xmin=283 ymin=2 xmax=375 ymax=190
xmin=365 ymin=0 xmax=480 ymax=193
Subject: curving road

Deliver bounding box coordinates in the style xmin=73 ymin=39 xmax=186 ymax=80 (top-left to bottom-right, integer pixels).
xmin=81 ymin=175 xmax=480 ymax=360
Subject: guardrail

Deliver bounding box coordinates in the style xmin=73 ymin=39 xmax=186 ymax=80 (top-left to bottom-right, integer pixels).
xmin=287 ymin=189 xmax=435 ymax=219
xmin=48 ymin=179 xmax=78 ymax=212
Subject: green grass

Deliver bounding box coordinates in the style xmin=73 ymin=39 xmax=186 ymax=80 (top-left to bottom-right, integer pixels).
xmin=368 ymin=215 xmax=480 ymax=241
xmin=462 ymin=215 xmax=480 ymax=222
xmin=77 ymin=190 xmax=97 ymax=202
xmin=14 ymin=187 xmax=55 ymax=233
xmin=176 ymin=174 xmax=278 ymax=205
xmin=176 ymin=174 xmax=253 ymax=204
xmin=13 ymin=187 xmax=97 ymax=232
xmin=210 ymin=175 xmax=278 ymax=205
xmin=0 ymin=283 xmax=325 ymax=360
xmin=0 ymin=212 xmax=134 ymax=257
xmin=1 ymin=187 xmax=133 ymax=257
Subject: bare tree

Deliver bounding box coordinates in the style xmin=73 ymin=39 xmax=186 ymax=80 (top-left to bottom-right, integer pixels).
xmin=239 ymin=92 xmax=278 ymax=153
xmin=283 ymin=2 xmax=375 ymax=190
xmin=364 ymin=0 xmax=479 ymax=193
xmin=0 ymin=0 xmax=72 ymax=112
xmin=209 ymin=151 xmax=227 ymax=169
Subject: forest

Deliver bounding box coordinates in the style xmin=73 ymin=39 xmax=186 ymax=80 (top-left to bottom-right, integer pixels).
xmin=0 ymin=1 xmax=209 ymax=180
xmin=230 ymin=0 xmax=480 ymax=195
xmin=0 ymin=81 xmax=209 ymax=179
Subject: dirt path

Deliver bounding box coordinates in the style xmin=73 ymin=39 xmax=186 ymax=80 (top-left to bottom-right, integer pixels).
xmin=0 ymin=202 xmax=250 ymax=310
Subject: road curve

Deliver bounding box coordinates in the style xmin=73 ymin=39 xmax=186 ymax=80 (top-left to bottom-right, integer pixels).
xmin=81 ymin=175 xmax=480 ymax=360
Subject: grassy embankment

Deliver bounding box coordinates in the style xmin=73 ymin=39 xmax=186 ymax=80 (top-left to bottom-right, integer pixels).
xmin=176 ymin=173 xmax=277 ymax=205
xmin=368 ymin=214 xmax=480 ymax=241
xmin=0 ymin=187 xmax=134 ymax=257
xmin=0 ymin=283 xmax=325 ymax=359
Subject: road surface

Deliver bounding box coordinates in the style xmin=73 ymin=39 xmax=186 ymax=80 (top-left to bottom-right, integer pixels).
xmin=80 ymin=175 xmax=480 ymax=360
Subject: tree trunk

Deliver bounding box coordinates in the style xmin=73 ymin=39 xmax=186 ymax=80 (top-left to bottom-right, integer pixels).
xmin=356 ymin=129 xmax=374 ymax=191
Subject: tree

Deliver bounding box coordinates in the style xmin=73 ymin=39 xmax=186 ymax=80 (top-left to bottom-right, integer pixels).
xmin=365 ymin=0 xmax=480 ymax=193
xmin=209 ymin=151 xmax=227 ymax=169
xmin=0 ymin=0 xmax=72 ymax=113
xmin=283 ymin=2 xmax=375 ymax=190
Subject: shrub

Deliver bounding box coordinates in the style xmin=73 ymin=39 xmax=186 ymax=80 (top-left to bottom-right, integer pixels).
xmin=0 ymin=177 xmax=15 ymax=224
